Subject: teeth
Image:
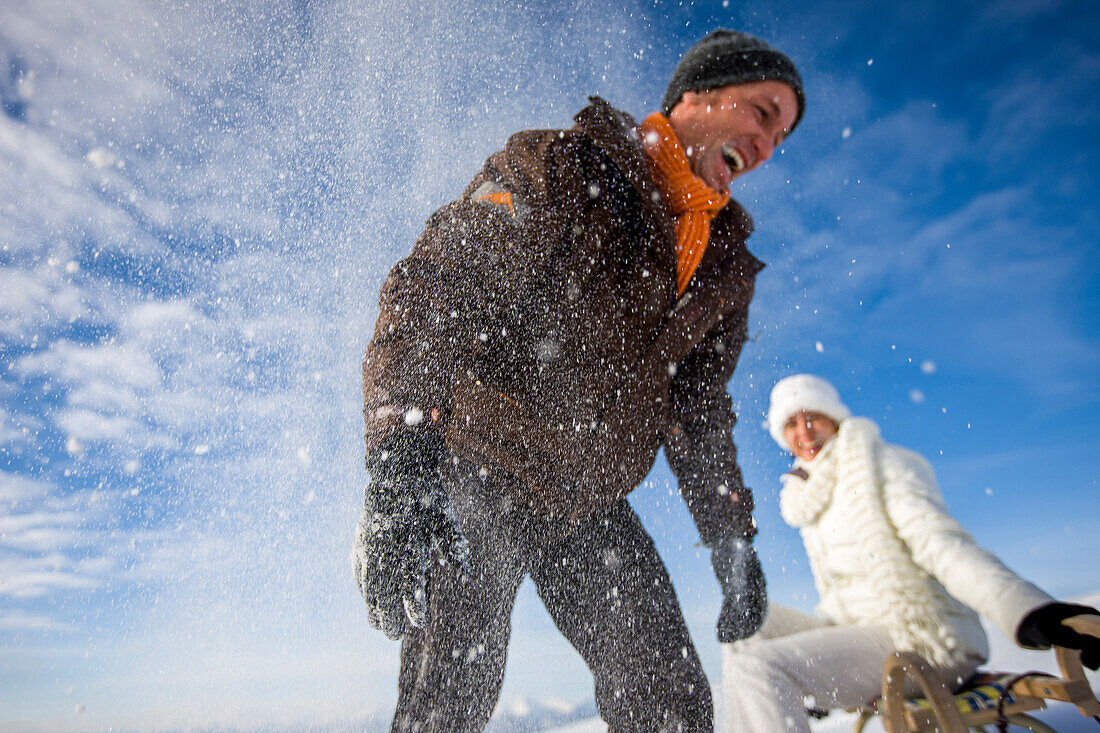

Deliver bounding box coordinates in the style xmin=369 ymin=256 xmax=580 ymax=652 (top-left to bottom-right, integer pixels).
xmin=721 ymin=143 xmax=745 ymax=172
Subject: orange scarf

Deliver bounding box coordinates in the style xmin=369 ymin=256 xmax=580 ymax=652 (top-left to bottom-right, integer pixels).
xmin=638 ymin=113 xmax=729 ymax=296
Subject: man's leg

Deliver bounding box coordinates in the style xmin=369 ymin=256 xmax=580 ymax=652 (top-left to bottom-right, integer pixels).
xmin=390 ymin=463 xmax=527 ymax=733
xmin=531 ymin=500 xmax=713 ymax=733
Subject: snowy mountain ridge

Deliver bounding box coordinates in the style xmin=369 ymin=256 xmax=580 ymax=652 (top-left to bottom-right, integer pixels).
xmin=486 ymin=697 xmax=598 ymax=732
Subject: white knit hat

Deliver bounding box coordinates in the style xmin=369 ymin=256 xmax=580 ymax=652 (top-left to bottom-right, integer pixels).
xmin=767 ymin=374 xmax=851 ymax=449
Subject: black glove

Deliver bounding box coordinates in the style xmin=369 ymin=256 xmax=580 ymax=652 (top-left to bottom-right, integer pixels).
xmin=353 ymin=433 xmax=469 ymax=640
xmin=711 ymin=533 xmax=767 ymax=642
xmin=1017 ymin=602 xmax=1100 ymax=670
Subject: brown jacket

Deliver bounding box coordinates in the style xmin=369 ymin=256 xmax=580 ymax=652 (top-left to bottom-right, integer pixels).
xmin=362 ymin=97 xmax=763 ymax=545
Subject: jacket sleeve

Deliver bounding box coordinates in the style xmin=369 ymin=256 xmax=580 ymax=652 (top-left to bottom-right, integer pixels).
xmin=881 ymin=448 xmax=1054 ymax=642
xmin=662 ymin=305 xmax=756 ymax=546
xmin=361 ymin=130 xmax=584 ymax=453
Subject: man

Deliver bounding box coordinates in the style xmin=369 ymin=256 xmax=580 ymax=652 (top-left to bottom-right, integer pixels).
xmin=354 ymin=29 xmax=804 ymax=732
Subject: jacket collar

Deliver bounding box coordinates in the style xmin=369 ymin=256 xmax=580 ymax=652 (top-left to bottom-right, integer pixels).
xmin=572 ymin=96 xmax=757 ymax=262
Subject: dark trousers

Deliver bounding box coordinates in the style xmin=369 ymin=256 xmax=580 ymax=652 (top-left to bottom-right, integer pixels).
xmin=390 ymin=462 xmax=712 ymax=733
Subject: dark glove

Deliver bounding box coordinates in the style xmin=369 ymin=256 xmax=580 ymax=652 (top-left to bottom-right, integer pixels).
xmin=711 ymin=533 xmax=767 ymax=642
xmin=353 ymin=433 xmax=469 ymax=640
xmin=1017 ymin=602 xmax=1100 ymax=670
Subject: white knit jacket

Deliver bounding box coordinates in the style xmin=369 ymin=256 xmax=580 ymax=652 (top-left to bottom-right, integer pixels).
xmin=779 ymin=417 xmax=1053 ymax=668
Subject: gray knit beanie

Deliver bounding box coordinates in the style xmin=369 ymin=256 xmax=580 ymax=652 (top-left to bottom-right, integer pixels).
xmin=662 ymin=29 xmax=805 ymax=131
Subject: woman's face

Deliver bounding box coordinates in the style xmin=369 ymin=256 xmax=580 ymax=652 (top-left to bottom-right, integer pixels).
xmin=783 ymin=411 xmax=839 ymax=462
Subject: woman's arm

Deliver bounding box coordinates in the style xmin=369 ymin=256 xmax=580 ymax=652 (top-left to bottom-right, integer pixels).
xmin=881 ymin=446 xmax=1054 ymax=644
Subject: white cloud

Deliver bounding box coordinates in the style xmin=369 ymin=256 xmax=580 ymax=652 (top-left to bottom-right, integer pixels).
xmin=0 ymin=569 xmax=102 ymax=598
xmin=0 ymin=510 xmax=83 ymax=535
xmin=0 ymin=410 xmax=20 ymax=447
xmin=12 ymin=341 xmax=163 ymax=448
xmin=0 ymin=266 xmax=94 ymax=341
xmin=56 ymin=409 xmax=142 ymax=443
xmin=0 ymin=610 xmax=74 ymax=632
xmin=0 ymin=471 xmax=50 ymax=503
xmin=16 ymin=340 xmax=160 ymax=391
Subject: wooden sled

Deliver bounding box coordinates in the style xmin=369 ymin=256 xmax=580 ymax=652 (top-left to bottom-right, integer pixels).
xmin=853 ymin=614 xmax=1100 ymax=732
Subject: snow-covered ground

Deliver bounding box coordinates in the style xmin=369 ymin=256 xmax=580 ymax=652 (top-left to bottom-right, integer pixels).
xmin=541 ymin=593 xmax=1100 ymax=733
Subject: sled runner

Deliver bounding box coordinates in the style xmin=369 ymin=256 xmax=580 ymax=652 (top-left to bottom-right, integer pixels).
xmin=852 ymin=615 xmax=1100 ymax=733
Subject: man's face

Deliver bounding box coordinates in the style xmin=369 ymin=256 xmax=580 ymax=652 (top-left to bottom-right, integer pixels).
xmin=667 ymin=80 xmax=799 ymax=192
xmin=783 ymin=411 xmax=838 ymax=462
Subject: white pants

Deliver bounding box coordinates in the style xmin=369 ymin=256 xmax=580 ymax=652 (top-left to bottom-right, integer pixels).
xmin=719 ymin=604 xmax=979 ymax=733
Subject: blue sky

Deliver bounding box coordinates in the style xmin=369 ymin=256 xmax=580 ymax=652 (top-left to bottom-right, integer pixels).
xmin=1 ymin=0 xmax=1098 ymax=730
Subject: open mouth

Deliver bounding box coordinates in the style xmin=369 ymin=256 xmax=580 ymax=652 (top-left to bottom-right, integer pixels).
xmin=721 ymin=143 xmax=746 ymax=173
xmin=798 ymin=442 xmax=824 ymax=458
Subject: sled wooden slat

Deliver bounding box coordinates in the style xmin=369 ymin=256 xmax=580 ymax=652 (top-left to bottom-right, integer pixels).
xmin=869 ymin=620 xmax=1100 ymax=733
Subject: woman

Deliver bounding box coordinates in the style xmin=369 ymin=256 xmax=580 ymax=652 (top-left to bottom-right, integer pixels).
xmin=721 ymin=374 xmax=1098 ymax=732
